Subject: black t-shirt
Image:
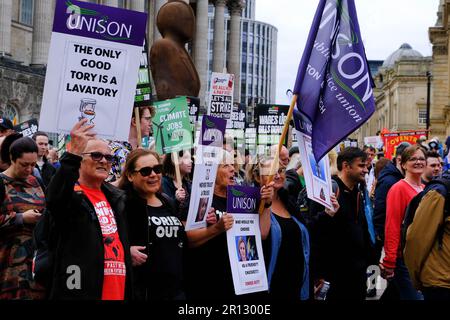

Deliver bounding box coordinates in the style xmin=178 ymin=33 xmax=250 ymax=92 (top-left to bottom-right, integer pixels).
xmin=184 ymin=195 xmax=235 ymax=299
xmin=265 ymin=213 xmax=304 ymax=299
xmin=145 ymin=204 xmax=186 ymax=300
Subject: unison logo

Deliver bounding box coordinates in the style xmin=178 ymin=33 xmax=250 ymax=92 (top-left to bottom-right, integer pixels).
xmin=320 ymin=0 xmax=373 ymax=112
xmin=65 ymin=1 xmax=133 ymax=41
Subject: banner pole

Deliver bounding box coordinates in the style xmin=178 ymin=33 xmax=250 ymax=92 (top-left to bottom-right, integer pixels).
xmin=258 ymin=95 xmax=298 ymax=214
xmin=134 ymin=107 xmax=142 ymax=148
xmin=173 ymin=151 xmax=182 ymax=189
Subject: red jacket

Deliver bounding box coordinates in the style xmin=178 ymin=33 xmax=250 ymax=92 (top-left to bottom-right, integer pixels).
xmin=383 ymin=179 xmax=423 ymax=269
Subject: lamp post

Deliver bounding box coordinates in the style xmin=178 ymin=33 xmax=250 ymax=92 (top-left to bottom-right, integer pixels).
xmin=426 ymin=71 xmax=432 ymax=136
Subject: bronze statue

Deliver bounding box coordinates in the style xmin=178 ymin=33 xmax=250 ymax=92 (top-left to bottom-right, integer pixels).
xmin=150 ymin=0 xmax=200 ymax=101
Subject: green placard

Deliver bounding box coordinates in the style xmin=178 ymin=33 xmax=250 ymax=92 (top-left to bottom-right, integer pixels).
xmin=153 ymin=97 xmax=193 ymax=154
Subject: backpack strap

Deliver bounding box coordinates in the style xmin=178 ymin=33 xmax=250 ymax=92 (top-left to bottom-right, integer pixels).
xmin=428 ymin=178 xmax=450 ymax=249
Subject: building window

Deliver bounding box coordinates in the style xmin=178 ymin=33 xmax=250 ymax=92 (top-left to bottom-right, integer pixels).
xmin=20 ymin=0 xmax=33 ymax=26
xmin=0 ymin=104 xmax=19 ymax=126
xmin=418 ymin=109 xmax=427 ymax=125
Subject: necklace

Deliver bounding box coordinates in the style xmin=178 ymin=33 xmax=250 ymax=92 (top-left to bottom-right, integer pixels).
xmin=404 ymin=178 xmax=423 ymax=192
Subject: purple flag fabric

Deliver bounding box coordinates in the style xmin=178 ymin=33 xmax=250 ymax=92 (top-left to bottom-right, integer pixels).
xmin=293 ymin=0 xmax=375 ymax=161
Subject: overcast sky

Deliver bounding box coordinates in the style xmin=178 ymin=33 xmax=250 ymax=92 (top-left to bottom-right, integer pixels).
xmin=255 ymin=0 xmax=440 ymax=104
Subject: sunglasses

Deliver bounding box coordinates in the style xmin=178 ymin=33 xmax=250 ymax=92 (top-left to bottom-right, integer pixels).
xmin=82 ymin=152 xmax=115 ymax=163
xmin=134 ymin=164 xmax=163 ymax=176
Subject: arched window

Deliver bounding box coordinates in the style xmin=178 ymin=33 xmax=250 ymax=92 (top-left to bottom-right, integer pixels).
xmin=0 ymin=104 xmax=19 ymax=126
xmin=20 ymin=0 xmax=33 ymax=26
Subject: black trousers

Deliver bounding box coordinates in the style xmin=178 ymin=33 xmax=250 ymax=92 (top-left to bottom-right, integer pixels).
xmin=422 ymin=286 xmax=450 ymax=301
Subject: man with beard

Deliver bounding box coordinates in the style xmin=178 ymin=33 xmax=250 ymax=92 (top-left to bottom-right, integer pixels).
xmin=309 ymin=147 xmax=375 ymax=300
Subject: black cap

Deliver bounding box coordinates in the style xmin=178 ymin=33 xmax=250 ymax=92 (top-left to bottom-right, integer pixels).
xmin=395 ymin=142 xmax=411 ymax=157
xmin=0 ymin=117 xmax=13 ymax=130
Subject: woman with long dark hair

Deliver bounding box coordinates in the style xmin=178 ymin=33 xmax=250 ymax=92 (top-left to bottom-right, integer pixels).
xmin=0 ymin=137 xmax=45 ymax=299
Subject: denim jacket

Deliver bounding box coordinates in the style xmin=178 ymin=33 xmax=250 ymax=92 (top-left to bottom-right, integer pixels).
xmin=267 ymin=213 xmax=310 ymax=300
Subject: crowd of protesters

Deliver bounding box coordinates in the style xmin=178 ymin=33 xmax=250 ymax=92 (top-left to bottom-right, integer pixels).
xmin=0 ymin=114 xmax=448 ymax=301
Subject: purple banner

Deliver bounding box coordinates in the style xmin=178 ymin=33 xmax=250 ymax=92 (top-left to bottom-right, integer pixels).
xmin=226 ymin=186 xmax=260 ymax=214
xmin=293 ymin=109 xmax=312 ymax=136
xmin=293 ymin=0 xmax=375 ymax=161
xmin=201 ymin=115 xmax=227 ymax=147
xmin=53 ymin=0 xmax=147 ymax=47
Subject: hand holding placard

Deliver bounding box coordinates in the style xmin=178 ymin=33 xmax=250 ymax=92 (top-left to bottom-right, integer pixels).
xmin=69 ymin=118 xmax=96 ymax=156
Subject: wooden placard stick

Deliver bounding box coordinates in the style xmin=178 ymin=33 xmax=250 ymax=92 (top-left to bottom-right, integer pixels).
xmin=172 ymin=151 xmax=182 ymax=189
xmin=134 ymin=107 xmax=142 ymax=148
xmin=258 ymin=95 xmax=298 ymax=214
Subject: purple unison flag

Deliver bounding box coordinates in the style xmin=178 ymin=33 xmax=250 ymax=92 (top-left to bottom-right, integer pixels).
xmin=293 ymin=0 xmax=375 ymax=161
xmin=201 ymin=115 xmax=227 ymax=147
xmin=226 ymin=186 xmax=260 ymax=214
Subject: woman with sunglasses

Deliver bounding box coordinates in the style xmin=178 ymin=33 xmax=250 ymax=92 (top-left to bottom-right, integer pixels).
xmin=162 ymin=150 xmax=192 ymax=217
xmin=381 ymin=145 xmax=426 ymax=300
xmin=0 ymin=137 xmax=45 ymax=299
xmin=256 ymin=155 xmax=322 ymax=300
xmin=119 ymin=149 xmax=186 ymax=300
xmin=184 ymin=151 xmax=274 ymax=299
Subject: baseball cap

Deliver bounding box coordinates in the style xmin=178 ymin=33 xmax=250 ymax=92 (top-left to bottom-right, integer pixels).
xmin=395 ymin=142 xmax=411 ymax=157
xmin=0 ymin=117 xmax=13 ymax=130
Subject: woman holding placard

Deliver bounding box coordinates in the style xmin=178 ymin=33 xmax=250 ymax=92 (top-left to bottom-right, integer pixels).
xmin=184 ymin=151 xmax=274 ymax=299
xmin=162 ymin=150 xmax=192 ymax=217
xmin=256 ymin=155 xmax=339 ymax=300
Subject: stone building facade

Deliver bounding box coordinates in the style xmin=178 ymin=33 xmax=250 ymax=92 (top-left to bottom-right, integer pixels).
xmin=429 ymin=0 xmax=450 ymax=140
xmin=353 ymin=44 xmax=432 ymax=143
xmin=354 ymin=1 xmax=450 ymax=144
xmin=0 ymin=0 xmax=277 ymax=127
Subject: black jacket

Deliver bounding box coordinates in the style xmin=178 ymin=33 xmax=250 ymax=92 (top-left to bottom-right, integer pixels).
xmin=46 ymin=152 xmax=133 ymax=300
xmin=373 ymin=161 xmax=403 ymax=240
xmin=36 ymin=157 xmax=56 ymax=187
xmin=123 ymin=185 xmax=184 ymax=300
xmin=308 ymin=177 xmax=374 ymax=298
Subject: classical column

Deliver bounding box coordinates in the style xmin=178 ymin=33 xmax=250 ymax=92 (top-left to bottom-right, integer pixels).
xmin=103 ymin=0 xmax=118 ymax=7
xmin=130 ymin=0 xmax=145 ymax=12
xmin=154 ymin=0 xmax=167 ymax=41
xmin=0 ymin=0 xmax=12 ymax=56
xmin=31 ymin=0 xmax=55 ymax=66
xmin=227 ymin=0 xmax=244 ymax=102
xmin=194 ymin=0 xmax=209 ymax=103
xmin=212 ymin=0 xmax=227 ymax=72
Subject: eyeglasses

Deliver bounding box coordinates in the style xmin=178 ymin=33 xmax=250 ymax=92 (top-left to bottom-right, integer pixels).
xmin=257 ymin=167 xmax=286 ymax=176
xmin=82 ymin=152 xmax=115 ymax=163
xmin=407 ymin=157 xmax=426 ymax=163
xmin=134 ymin=164 xmax=163 ymax=176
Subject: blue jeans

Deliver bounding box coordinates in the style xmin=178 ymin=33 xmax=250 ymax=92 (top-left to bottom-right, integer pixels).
xmin=391 ymin=257 xmax=423 ymax=300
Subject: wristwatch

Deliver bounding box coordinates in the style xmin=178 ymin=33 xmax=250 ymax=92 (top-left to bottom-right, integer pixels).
xmin=264 ymin=202 xmax=272 ymax=208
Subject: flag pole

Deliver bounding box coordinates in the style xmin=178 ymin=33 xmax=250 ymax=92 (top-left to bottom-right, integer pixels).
xmin=259 ymin=94 xmax=298 ymax=214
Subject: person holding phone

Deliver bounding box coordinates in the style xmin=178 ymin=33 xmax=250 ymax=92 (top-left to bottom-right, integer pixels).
xmin=0 ymin=137 xmax=46 ymax=299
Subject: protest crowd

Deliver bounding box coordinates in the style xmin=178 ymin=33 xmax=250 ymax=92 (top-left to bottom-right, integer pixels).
xmin=0 ymin=0 xmax=449 ymax=303
xmin=0 ymin=112 xmax=449 ymax=301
